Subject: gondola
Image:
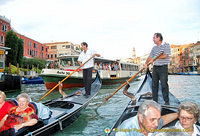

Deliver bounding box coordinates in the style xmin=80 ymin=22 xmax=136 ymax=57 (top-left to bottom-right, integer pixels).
xmin=108 ymin=69 xmax=180 ymax=136
xmin=14 ymin=72 xmax=101 ymax=136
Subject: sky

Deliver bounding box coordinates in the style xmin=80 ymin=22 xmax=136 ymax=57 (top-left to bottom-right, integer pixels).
xmin=0 ymin=0 xmax=200 ymax=59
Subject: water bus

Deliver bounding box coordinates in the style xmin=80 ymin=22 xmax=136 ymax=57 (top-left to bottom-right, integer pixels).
xmin=40 ymin=55 xmax=139 ymax=89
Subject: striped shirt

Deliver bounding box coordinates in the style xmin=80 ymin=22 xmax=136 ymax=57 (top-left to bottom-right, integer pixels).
xmin=150 ymin=42 xmax=171 ymax=66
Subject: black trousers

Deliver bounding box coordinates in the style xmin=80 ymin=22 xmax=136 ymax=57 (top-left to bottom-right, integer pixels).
xmin=152 ymin=65 xmax=169 ymax=104
xmin=83 ymin=67 xmax=93 ymax=95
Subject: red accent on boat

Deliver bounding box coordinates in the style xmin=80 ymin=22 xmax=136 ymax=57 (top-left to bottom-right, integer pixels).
xmin=44 ymin=82 xmax=84 ymax=89
xmin=64 ymin=69 xmax=83 ymax=72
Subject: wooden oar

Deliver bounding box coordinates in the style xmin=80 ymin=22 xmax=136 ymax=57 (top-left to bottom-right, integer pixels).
xmin=96 ymin=51 xmax=164 ymax=108
xmin=37 ymin=55 xmax=95 ymax=102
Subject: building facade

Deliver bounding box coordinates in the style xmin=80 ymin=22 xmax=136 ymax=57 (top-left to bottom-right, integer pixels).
xmin=0 ymin=15 xmax=11 ymax=47
xmin=0 ymin=15 xmax=47 ymax=60
xmin=16 ymin=33 xmax=48 ymax=59
xmin=189 ymin=41 xmax=200 ymax=71
xmin=168 ymin=42 xmax=200 ymax=73
xmin=44 ymin=42 xmax=81 ymax=60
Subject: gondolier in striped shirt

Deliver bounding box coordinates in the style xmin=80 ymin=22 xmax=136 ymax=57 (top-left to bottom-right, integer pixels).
xmin=144 ymin=33 xmax=171 ymax=105
xmin=78 ymin=42 xmax=100 ymax=98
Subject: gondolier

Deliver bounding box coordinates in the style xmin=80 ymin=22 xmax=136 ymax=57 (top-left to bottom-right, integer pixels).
xmin=144 ymin=33 xmax=171 ymax=105
xmin=78 ymin=42 xmax=100 ymax=98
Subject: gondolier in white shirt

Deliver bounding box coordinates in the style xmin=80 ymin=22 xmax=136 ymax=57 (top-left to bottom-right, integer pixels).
xmin=144 ymin=33 xmax=171 ymax=105
xmin=78 ymin=42 xmax=100 ymax=98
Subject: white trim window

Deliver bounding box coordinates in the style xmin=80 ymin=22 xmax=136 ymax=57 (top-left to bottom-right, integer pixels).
xmin=1 ymin=34 xmax=4 ymax=44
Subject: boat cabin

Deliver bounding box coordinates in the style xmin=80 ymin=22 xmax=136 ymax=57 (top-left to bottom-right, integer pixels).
xmin=56 ymin=55 xmax=139 ymax=79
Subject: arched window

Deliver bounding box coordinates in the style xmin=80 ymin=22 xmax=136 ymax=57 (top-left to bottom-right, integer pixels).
xmin=2 ymin=24 xmax=4 ymax=31
xmin=1 ymin=35 xmax=4 ymax=44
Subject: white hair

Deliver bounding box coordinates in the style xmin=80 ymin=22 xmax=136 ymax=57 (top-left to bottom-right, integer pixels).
xmin=17 ymin=93 xmax=30 ymax=102
xmin=138 ymin=100 xmax=161 ymax=116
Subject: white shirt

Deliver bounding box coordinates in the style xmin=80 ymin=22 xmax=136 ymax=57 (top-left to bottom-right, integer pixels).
xmin=175 ymin=120 xmax=200 ymax=136
xmin=78 ymin=49 xmax=96 ymax=69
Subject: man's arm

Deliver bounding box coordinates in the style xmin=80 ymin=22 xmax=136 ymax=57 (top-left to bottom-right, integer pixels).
xmin=157 ymin=54 xmax=168 ymax=59
xmin=93 ymin=53 xmax=100 ymax=57
xmin=78 ymin=61 xmax=83 ymax=67
xmin=161 ymin=113 xmax=178 ymax=126
xmin=144 ymin=56 xmax=154 ymax=69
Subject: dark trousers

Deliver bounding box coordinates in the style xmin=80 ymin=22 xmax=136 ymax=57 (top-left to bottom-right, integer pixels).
xmin=83 ymin=67 xmax=93 ymax=95
xmin=152 ymin=65 xmax=169 ymax=104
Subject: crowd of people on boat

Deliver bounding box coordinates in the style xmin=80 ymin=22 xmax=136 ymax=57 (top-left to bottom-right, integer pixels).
xmin=0 ymin=91 xmax=51 ymax=136
xmin=94 ymin=62 xmax=120 ymax=71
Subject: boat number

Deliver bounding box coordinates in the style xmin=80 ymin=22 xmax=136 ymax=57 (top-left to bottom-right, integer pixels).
xmin=57 ymin=71 xmax=70 ymax=75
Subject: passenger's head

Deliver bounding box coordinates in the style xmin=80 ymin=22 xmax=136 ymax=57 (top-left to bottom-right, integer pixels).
xmin=138 ymin=100 xmax=161 ymax=131
xmin=0 ymin=90 xmax=6 ymax=104
xmin=17 ymin=93 xmax=30 ymax=109
xmin=178 ymin=101 xmax=199 ymax=130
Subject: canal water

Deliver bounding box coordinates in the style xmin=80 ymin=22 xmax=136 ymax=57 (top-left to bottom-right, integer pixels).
xmin=5 ymin=75 xmax=200 ymax=136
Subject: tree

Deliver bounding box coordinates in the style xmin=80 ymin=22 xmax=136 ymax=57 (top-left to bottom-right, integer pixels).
xmin=17 ymin=38 xmax=24 ymax=67
xmin=23 ymin=58 xmax=47 ymax=69
xmin=5 ymin=30 xmax=18 ymax=66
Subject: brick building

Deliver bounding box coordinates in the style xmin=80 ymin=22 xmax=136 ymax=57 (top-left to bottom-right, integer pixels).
xmin=0 ymin=15 xmax=47 ymax=60
xmin=0 ymin=15 xmax=11 ymax=47
xmin=16 ymin=33 xmax=47 ymax=59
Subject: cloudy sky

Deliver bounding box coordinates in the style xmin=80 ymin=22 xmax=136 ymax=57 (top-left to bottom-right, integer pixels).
xmin=0 ymin=0 xmax=200 ymax=59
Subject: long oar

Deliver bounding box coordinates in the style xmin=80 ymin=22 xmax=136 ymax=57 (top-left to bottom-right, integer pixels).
xmin=37 ymin=56 xmax=95 ymax=102
xmin=96 ymin=51 xmax=164 ymax=108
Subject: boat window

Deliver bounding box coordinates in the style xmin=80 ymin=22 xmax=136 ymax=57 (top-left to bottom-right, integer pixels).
xmin=0 ymin=54 xmax=3 ymax=69
xmin=120 ymin=63 xmax=138 ymax=71
xmin=73 ymin=57 xmax=79 ymax=66
xmin=60 ymin=58 xmax=73 ymax=67
xmin=66 ymin=45 xmax=70 ymax=48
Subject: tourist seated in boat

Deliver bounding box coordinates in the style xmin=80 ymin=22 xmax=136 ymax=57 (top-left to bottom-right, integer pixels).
xmin=0 ymin=91 xmax=14 ymax=121
xmin=115 ymin=100 xmax=178 ymax=136
xmin=0 ymin=93 xmax=38 ymax=135
xmin=174 ymin=101 xmax=200 ymax=135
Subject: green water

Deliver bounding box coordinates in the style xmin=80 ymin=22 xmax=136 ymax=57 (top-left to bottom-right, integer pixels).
xmin=5 ymin=75 xmax=200 ymax=136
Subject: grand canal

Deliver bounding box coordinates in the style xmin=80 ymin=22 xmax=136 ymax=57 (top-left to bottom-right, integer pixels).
xmin=5 ymin=74 xmax=200 ymax=136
